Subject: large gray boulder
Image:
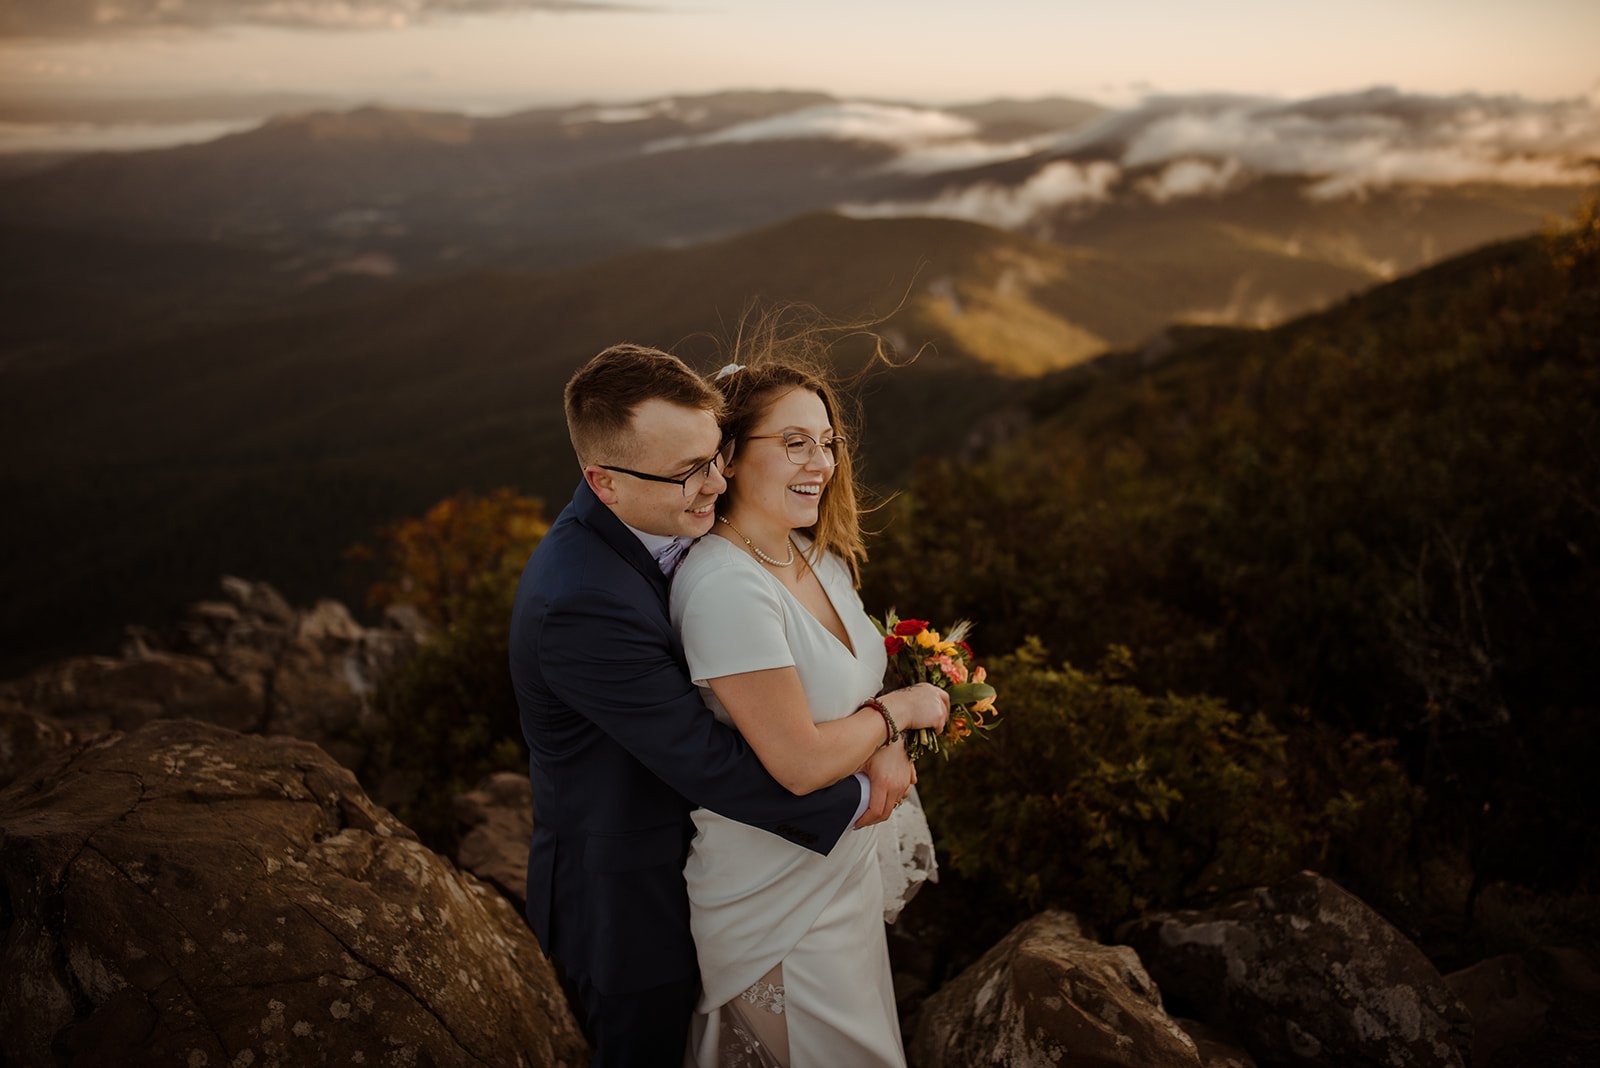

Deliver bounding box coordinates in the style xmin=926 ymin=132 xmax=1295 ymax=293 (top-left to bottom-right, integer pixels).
xmin=912 ymin=910 xmax=1202 ymax=1067
xmin=1119 ymin=871 xmax=1472 ymax=1068
xmin=0 ymin=719 xmax=586 ymax=1067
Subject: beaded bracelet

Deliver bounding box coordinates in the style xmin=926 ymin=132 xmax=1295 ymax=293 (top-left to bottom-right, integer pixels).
xmin=859 ymin=696 xmax=899 ymax=748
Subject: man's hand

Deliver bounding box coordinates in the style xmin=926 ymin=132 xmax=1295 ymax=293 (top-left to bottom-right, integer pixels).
xmin=855 ymin=738 xmax=914 ymax=828
xmin=881 ymin=682 xmax=951 ymax=733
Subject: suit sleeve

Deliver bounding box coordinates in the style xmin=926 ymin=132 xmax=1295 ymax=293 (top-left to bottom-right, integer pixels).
xmin=536 ymin=586 xmax=859 ymax=854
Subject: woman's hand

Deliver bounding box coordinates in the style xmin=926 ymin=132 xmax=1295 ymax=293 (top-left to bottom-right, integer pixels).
xmin=855 ymin=739 xmax=913 ymax=828
xmin=880 ymin=682 xmax=950 ymax=734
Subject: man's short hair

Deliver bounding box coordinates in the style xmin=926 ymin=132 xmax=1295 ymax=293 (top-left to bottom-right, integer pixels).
xmin=563 ymin=344 xmax=724 ymax=468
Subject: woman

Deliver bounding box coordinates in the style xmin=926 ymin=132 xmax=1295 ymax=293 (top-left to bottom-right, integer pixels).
xmin=669 ymin=352 xmax=939 ymax=1068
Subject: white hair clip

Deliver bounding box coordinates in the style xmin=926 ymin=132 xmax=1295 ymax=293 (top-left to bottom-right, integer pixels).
xmin=714 ymin=363 xmax=746 ymax=382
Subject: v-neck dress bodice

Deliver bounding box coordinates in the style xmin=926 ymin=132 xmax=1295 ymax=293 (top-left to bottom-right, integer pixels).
xmin=672 ymin=534 xmax=886 ymax=729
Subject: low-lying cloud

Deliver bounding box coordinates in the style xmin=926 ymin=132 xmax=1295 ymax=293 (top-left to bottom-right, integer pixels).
xmin=646 ymin=100 xmax=1062 ymax=175
xmin=0 ymin=118 xmax=260 ymax=152
xmin=847 ymin=87 xmax=1600 ymax=227
xmin=842 ymin=160 xmax=1121 ymax=229
xmin=1136 ymin=157 xmax=1243 ymax=202
xmin=0 ymin=0 xmax=640 ymax=37
xmin=640 ymin=88 xmax=1598 ymax=232
xmin=1062 ymin=87 xmax=1600 ymax=198
xmin=645 ymin=102 xmax=980 ymax=154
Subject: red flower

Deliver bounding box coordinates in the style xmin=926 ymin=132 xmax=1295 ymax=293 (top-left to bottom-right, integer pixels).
xmin=956 ymin=640 xmax=974 ymax=659
xmin=884 ymin=635 xmax=906 ymax=655
xmin=893 ymin=619 xmax=930 ymax=637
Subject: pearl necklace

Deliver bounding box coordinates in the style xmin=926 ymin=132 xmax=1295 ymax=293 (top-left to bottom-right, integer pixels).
xmin=719 ymin=515 xmax=796 ymax=567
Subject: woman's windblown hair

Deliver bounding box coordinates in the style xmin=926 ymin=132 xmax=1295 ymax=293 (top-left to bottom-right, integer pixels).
xmin=711 ymin=305 xmax=905 ymax=587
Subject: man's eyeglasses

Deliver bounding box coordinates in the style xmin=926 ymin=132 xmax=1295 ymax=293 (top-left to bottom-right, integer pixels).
xmin=599 ymin=439 xmax=737 ymax=498
xmin=745 ymin=431 xmax=846 ymax=467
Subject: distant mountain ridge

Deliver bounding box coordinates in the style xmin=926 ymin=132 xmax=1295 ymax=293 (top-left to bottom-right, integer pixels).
xmin=2 ymin=86 xmax=1596 ymax=674
xmin=0 ymin=210 xmax=1058 ymax=673
xmin=2 ymin=217 xmax=1588 ymax=675
xmin=1 ymin=87 xmax=1586 ymax=320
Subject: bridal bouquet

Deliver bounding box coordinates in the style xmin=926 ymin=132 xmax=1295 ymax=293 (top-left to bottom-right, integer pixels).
xmin=873 ymin=610 xmax=999 ymax=761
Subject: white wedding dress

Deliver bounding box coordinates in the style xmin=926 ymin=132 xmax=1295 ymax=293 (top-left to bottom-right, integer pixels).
xmin=670 ymin=535 xmax=934 ymax=1068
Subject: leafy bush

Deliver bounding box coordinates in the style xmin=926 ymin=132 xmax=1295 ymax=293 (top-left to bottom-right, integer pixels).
xmin=351 ymin=489 xmax=547 ymax=849
xmin=871 ymin=212 xmax=1600 ymax=927
xmin=919 ymin=640 xmax=1416 ymax=932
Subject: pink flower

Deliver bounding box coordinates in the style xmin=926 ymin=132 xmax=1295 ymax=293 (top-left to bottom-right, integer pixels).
xmin=926 ymin=654 xmax=968 ymax=685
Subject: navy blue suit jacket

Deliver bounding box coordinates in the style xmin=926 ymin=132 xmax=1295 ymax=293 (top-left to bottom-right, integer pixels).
xmin=509 ymin=480 xmax=861 ymax=996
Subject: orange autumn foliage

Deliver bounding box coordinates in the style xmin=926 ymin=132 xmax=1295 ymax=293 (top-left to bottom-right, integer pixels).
xmin=350 ymin=488 xmax=547 ymax=627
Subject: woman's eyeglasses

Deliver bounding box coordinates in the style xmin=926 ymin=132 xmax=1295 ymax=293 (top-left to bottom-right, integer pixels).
xmin=745 ymin=431 xmax=846 ymax=466
xmin=599 ymin=439 xmax=737 ymax=498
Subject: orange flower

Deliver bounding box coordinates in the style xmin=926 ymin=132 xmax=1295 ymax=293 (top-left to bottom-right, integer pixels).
xmin=970 ymin=665 xmax=995 ymax=714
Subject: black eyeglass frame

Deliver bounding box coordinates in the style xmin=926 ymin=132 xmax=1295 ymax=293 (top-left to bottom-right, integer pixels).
xmin=598 ymin=439 xmax=736 ymax=497
xmin=744 ymin=431 xmax=847 ymax=466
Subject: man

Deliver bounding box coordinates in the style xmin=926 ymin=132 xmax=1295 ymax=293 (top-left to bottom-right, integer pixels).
xmin=509 ymin=344 xmax=943 ymax=1065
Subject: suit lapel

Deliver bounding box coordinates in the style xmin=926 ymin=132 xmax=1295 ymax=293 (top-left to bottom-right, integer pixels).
xmin=571 ymin=480 xmax=672 ymax=603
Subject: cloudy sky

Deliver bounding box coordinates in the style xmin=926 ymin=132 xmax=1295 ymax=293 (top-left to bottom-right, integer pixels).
xmin=1 ymin=0 xmax=1597 ymax=115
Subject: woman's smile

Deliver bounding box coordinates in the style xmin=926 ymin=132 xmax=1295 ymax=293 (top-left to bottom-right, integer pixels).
xmin=722 ymin=386 xmax=836 ymax=547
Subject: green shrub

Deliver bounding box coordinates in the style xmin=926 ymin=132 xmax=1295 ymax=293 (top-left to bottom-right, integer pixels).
xmin=920 ymin=640 xmax=1419 ymax=933
xmin=871 ymin=212 xmax=1600 ymax=923
xmin=352 ymin=490 xmax=546 ymax=851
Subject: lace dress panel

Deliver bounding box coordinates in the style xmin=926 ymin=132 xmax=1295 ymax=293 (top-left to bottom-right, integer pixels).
xmin=716 ymin=963 xmax=789 ymax=1067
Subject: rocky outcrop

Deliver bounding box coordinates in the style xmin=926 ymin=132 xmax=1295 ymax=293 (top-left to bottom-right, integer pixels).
xmin=1119 ymin=870 xmax=1472 ymax=1068
xmin=912 ymin=910 xmax=1202 ymax=1068
xmin=1445 ymin=946 xmax=1600 ymax=1067
xmin=4 ymin=649 xmax=263 ymax=735
xmin=454 ymin=772 xmax=534 ymax=910
xmin=0 ymin=705 xmax=76 ymax=790
xmin=0 ymin=719 xmax=586 ymax=1067
xmin=1 ymin=576 xmax=429 ymax=773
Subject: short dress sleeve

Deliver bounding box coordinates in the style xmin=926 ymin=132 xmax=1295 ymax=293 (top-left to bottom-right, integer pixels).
xmin=672 ymin=552 xmax=796 ymax=686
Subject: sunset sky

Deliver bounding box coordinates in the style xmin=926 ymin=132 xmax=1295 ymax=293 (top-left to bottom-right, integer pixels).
xmin=2 ymin=0 xmax=1597 ymax=114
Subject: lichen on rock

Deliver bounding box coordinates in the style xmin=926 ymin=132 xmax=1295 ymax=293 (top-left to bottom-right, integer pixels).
xmin=1119 ymin=870 xmax=1473 ymax=1068
xmin=912 ymin=910 xmax=1203 ymax=1067
xmin=0 ymin=719 xmax=586 ymax=1067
